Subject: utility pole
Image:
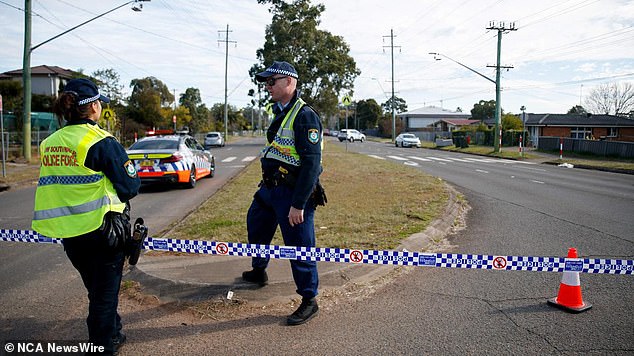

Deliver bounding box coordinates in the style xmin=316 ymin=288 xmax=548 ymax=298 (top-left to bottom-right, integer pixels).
xmin=218 ymin=24 xmax=236 ymax=141
xmin=22 ymin=0 xmax=32 ymax=161
xmin=21 ymin=0 xmax=150 ymax=162
xmin=486 ymin=21 xmax=517 ymax=153
xmin=383 ymin=29 xmax=401 ymax=143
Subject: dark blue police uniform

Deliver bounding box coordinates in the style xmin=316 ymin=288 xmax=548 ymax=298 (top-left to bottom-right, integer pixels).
xmin=60 ymin=119 xmax=140 ymax=354
xmin=247 ymin=90 xmax=322 ymax=299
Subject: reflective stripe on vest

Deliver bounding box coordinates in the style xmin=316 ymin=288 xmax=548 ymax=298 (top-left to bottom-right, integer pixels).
xmin=32 ymin=124 xmax=126 ymax=238
xmin=263 ymin=98 xmax=306 ymax=167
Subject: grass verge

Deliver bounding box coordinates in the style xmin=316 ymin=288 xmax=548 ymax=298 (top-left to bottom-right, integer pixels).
xmin=168 ymin=143 xmax=448 ymax=250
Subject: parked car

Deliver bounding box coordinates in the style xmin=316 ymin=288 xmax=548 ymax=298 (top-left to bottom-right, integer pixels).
xmin=204 ymin=131 xmax=225 ymax=147
xmin=338 ymin=129 xmax=366 ymax=142
xmin=127 ymin=135 xmax=215 ymax=188
xmin=395 ymin=133 xmax=421 ymax=148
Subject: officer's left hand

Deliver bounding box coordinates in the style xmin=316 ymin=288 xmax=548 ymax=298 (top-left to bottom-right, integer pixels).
xmin=288 ymin=207 xmax=304 ymax=227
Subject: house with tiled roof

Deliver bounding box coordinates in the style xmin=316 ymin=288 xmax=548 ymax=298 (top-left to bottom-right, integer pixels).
xmin=524 ymin=113 xmax=634 ymax=146
xmin=0 ymin=65 xmax=77 ymax=97
xmin=433 ymin=119 xmax=480 ymax=131
xmin=397 ymin=106 xmax=471 ymax=131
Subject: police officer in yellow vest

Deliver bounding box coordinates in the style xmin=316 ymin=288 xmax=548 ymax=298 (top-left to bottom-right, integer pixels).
xmin=32 ymin=78 xmax=140 ymax=355
xmin=243 ymin=61 xmax=325 ymax=325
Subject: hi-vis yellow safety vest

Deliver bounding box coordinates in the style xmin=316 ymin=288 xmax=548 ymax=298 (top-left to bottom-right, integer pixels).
xmin=264 ymin=98 xmax=323 ymax=167
xmin=32 ymin=124 xmax=126 ymax=238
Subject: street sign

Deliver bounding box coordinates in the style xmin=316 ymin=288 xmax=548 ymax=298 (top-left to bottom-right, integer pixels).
xmin=101 ymin=108 xmax=114 ymax=121
xmin=341 ymin=95 xmax=352 ymax=106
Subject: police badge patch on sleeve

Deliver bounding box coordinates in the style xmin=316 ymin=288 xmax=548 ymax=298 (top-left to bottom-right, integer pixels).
xmin=124 ymin=160 xmax=137 ymax=178
xmin=308 ymin=128 xmax=320 ymax=144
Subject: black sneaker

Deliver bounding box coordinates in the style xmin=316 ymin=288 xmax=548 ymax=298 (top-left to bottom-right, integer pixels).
xmin=112 ymin=332 xmax=126 ymax=350
xmin=242 ymin=268 xmax=268 ymax=286
xmin=287 ymin=298 xmax=319 ymax=326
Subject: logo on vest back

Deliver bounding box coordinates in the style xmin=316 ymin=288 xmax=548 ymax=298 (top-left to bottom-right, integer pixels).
xmin=308 ymin=129 xmax=319 ymax=144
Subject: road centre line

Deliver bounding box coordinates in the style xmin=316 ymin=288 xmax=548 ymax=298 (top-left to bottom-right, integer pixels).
xmin=387 ymin=155 xmax=409 ymax=161
xmin=407 ymin=156 xmax=432 ymax=162
xmin=426 ymin=157 xmax=453 ymax=162
xmin=475 ymin=169 xmax=489 ymax=173
xmin=531 ymin=180 xmax=545 ymax=184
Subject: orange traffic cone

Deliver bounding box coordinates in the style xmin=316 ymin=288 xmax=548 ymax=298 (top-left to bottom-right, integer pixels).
xmin=547 ymin=248 xmax=592 ymax=313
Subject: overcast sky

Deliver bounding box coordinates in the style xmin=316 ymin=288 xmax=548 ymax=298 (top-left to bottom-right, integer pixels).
xmin=1 ymin=0 xmax=633 ymax=117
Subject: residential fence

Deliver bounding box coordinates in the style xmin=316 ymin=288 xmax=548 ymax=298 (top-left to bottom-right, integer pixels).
xmin=538 ymin=136 xmax=634 ymax=158
xmin=1 ymin=130 xmax=54 ymax=160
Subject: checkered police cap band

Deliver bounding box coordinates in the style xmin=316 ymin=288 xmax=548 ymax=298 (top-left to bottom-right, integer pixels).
xmin=266 ymin=67 xmax=298 ymax=78
xmin=77 ymin=93 xmax=101 ymax=105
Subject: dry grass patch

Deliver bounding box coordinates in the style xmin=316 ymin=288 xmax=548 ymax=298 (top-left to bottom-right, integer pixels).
xmin=169 ymin=143 xmax=448 ymax=250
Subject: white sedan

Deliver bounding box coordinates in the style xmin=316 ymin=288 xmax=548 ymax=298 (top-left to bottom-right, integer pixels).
xmin=395 ymin=133 xmax=421 ymax=148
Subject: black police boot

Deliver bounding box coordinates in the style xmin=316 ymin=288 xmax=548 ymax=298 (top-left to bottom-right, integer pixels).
xmin=287 ymin=297 xmax=319 ymax=326
xmin=112 ymin=331 xmax=126 ymax=352
xmin=242 ymin=268 xmax=268 ymax=286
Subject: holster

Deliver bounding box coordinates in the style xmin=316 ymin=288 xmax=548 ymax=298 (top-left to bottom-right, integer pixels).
xmin=312 ymin=182 xmax=327 ymax=208
xmin=126 ymin=217 xmax=148 ymax=266
xmin=100 ymin=203 xmax=131 ymax=250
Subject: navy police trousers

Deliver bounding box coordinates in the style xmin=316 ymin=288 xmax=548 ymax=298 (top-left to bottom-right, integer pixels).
xmin=247 ymin=184 xmax=318 ymax=299
xmin=62 ymin=229 xmax=124 ymax=355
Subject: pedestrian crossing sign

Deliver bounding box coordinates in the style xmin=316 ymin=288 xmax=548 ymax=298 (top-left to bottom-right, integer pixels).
xmin=342 ymin=95 xmax=352 ymax=106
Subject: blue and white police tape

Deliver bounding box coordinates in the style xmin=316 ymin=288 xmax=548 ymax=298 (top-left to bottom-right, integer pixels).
xmin=2 ymin=229 xmax=632 ymax=275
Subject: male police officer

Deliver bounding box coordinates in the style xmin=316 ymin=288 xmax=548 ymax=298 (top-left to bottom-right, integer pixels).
xmin=242 ymin=61 xmax=323 ymax=325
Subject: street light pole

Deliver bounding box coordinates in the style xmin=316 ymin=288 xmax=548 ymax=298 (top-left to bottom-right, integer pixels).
xmin=21 ymin=0 xmax=150 ymax=162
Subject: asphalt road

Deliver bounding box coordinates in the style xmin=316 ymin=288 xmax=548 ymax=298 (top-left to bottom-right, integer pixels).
xmin=1 ymin=137 xmax=632 ymax=354
xmin=0 ymin=137 xmax=263 ymax=344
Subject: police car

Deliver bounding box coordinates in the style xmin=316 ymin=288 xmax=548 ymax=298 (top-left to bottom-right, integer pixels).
xmin=127 ymin=133 xmax=215 ymax=188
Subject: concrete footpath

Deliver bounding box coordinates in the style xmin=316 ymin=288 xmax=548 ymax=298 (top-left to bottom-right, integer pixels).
xmin=125 ymin=184 xmax=466 ymax=305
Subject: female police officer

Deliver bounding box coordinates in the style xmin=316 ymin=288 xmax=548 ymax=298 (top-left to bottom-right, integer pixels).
xmin=32 ymin=78 xmax=140 ymax=355
xmin=242 ymin=61 xmax=324 ymax=325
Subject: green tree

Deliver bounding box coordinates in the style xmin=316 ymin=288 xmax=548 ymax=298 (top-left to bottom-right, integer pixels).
xmin=567 ymin=105 xmax=588 ymax=115
xmin=127 ymin=77 xmax=174 ymax=128
xmin=252 ymin=0 xmax=360 ymax=118
xmin=0 ymin=80 xmax=23 ymax=113
xmin=381 ymin=96 xmax=407 ymax=114
xmin=356 ymin=99 xmax=382 ymax=130
xmin=179 ymin=87 xmax=211 ymax=134
xmin=470 ymin=100 xmax=497 ymax=121
xmin=92 ymin=68 xmax=125 ymax=105
xmin=502 ymin=113 xmax=522 ymax=130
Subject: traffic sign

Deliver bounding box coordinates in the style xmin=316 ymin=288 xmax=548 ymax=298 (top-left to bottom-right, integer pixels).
xmin=101 ymin=108 xmax=114 ymax=121
xmin=341 ymin=95 xmax=352 ymax=106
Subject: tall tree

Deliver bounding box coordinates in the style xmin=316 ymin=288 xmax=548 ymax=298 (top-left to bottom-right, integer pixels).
xmin=585 ymin=82 xmax=634 ymax=116
xmin=381 ymin=96 xmax=407 ymax=114
xmin=92 ymin=68 xmax=125 ymax=105
xmin=127 ymin=77 xmax=174 ymax=127
xmin=470 ymin=100 xmax=497 ymax=121
xmin=356 ymin=99 xmax=382 ymax=130
xmin=252 ymin=0 xmax=360 ymax=118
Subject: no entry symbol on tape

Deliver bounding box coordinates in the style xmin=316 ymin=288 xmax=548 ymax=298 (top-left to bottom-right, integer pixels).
xmin=350 ymin=250 xmax=364 ymax=263
xmin=216 ymin=243 xmax=229 ymax=255
xmin=493 ymin=256 xmax=507 ymax=269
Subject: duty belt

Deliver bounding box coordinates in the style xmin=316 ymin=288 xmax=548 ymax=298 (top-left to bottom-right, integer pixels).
xmin=261 ymin=166 xmax=296 ymax=188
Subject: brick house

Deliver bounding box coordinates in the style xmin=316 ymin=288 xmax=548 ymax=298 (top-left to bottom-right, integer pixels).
xmin=524 ymin=113 xmax=634 ymax=146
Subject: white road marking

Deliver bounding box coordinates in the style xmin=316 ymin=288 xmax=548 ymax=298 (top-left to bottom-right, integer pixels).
xmin=475 ymin=169 xmax=489 ymax=173
xmin=242 ymin=156 xmax=256 ymax=162
xmin=387 ymin=155 xmax=409 ymax=161
xmin=368 ymin=155 xmax=386 ymax=160
xmin=531 ymin=180 xmax=545 ymax=184
xmin=407 ymin=156 xmax=432 ymax=162
xmin=222 ymin=157 xmax=237 ymax=162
